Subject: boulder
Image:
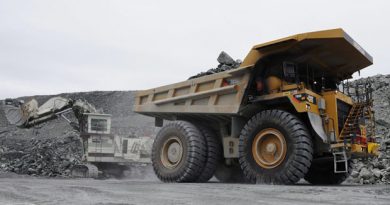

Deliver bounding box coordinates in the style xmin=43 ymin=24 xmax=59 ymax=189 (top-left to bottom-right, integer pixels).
xmin=359 ymin=167 xmax=373 ymax=180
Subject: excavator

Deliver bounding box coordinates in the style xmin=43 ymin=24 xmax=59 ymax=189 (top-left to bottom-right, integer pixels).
xmin=3 ymin=96 xmax=152 ymax=178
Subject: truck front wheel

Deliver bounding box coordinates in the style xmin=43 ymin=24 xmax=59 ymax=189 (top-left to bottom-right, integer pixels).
xmin=238 ymin=110 xmax=313 ymax=184
xmin=152 ymin=121 xmax=207 ymax=182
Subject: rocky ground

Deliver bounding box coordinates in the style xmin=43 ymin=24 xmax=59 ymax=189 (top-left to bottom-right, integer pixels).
xmin=0 ymin=131 xmax=82 ymax=177
xmin=345 ymin=74 xmax=390 ymax=184
xmin=0 ymin=178 xmax=389 ymax=205
xmin=0 ymin=91 xmax=155 ymax=177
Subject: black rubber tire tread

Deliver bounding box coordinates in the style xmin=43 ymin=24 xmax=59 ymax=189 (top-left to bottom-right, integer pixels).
xmin=152 ymin=121 xmax=207 ymax=182
xmin=195 ymin=125 xmax=222 ymax=182
xmin=304 ymin=158 xmax=353 ymax=185
xmin=238 ymin=109 xmax=314 ymax=184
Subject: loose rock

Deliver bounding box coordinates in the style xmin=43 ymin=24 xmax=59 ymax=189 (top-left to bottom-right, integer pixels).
xmin=188 ymin=51 xmax=242 ymax=79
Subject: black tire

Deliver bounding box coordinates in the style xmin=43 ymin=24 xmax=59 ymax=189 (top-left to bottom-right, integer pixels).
xmin=238 ymin=109 xmax=313 ymax=184
xmin=152 ymin=121 xmax=207 ymax=182
xmin=214 ymin=161 xmax=249 ymax=183
xmin=304 ymin=158 xmax=353 ymax=185
xmin=196 ymin=125 xmax=222 ymax=182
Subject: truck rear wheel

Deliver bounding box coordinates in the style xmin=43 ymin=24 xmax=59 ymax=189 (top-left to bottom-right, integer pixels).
xmin=304 ymin=158 xmax=352 ymax=185
xmin=152 ymin=121 xmax=207 ymax=182
xmin=196 ymin=125 xmax=221 ymax=182
xmin=238 ymin=110 xmax=313 ymax=184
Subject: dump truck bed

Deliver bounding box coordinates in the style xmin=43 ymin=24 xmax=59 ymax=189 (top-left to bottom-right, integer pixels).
xmin=134 ymin=66 xmax=253 ymax=117
xmin=134 ymin=28 xmax=373 ymax=117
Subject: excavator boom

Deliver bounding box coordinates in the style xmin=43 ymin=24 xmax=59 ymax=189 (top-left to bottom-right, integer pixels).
xmin=3 ymin=97 xmax=98 ymax=128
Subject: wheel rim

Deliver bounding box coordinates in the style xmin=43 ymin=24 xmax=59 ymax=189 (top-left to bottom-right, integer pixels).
xmin=161 ymin=136 xmax=183 ymax=169
xmin=252 ymin=128 xmax=287 ymax=169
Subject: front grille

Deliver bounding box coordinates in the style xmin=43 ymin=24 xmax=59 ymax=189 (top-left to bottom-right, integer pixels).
xmin=337 ymin=100 xmax=351 ymax=134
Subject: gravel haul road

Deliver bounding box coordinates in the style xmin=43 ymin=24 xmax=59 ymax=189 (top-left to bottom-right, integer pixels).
xmin=0 ymin=178 xmax=389 ymax=205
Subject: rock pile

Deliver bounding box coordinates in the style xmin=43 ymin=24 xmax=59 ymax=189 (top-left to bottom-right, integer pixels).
xmin=189 ymin=51 xmax=242 ymax=79
xmin=348 ymin=137 xmax=390 ymax=184
xmin=345 ymin=74 xmax=390 ymax=184
xmin=0 ymin=131 xmax=83 ymax=177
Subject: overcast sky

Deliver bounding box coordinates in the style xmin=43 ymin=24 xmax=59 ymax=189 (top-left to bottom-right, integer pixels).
xmin=0 ymin=0 xmax=388 ymax=99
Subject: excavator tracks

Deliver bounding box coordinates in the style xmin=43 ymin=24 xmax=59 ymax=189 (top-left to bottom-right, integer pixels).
xmin=71 ymin=163 xmax=99 ymax=179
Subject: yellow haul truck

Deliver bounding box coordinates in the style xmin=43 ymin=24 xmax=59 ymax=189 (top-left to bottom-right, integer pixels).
xmin=134 ymin=28 xmax=379 ymax=184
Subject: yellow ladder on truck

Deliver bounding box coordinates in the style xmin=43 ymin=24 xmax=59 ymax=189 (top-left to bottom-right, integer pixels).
xmin=332 ymin=149 xmax=348 ymax=173
xmin=331 ymin=103 xmax=366 ymax=173
xmin=339 ymin=103 xmax=365 ymax=143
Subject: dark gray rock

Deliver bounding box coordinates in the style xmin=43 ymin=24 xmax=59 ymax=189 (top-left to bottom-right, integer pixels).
xmin=189 ymin=51 xmax=242 ymax=79
xmin=217 ymin=51 xmax=236 ymax=65
xmin=359 ymin=167 xmax=372 ymax=180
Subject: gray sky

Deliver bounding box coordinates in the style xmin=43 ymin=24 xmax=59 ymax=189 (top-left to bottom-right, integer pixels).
xmin=0 ymin=0 xmax=388 ymax=99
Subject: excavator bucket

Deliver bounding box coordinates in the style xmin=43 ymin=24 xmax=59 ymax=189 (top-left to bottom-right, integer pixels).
xmin=3 ymin=97 xmax=71 ymax=127
xmin=36 ymin=97 xmax=70 ymax=116
xmin=3 ymin=104 xmax=27 ymax=126
xmin=3 ymin=99 xmax=38 ymax=127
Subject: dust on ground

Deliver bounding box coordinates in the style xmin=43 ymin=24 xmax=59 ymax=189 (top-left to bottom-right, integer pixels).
xmin=0 ymin=177 xmax=389 ymax=205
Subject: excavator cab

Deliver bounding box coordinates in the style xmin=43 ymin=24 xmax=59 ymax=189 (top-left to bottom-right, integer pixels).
xmin=78 ymin=113 xmax=116 ymax=165
xmin=79 ymin=113 xmax=111 ymax=135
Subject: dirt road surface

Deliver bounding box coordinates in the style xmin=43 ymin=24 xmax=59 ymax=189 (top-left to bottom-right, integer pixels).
xmin=0 ymin=177 xmax=389 ymax=205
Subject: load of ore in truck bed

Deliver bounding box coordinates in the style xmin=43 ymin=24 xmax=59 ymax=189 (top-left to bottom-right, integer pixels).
xmin=188 ymin=51 xmax=242 ymax=79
